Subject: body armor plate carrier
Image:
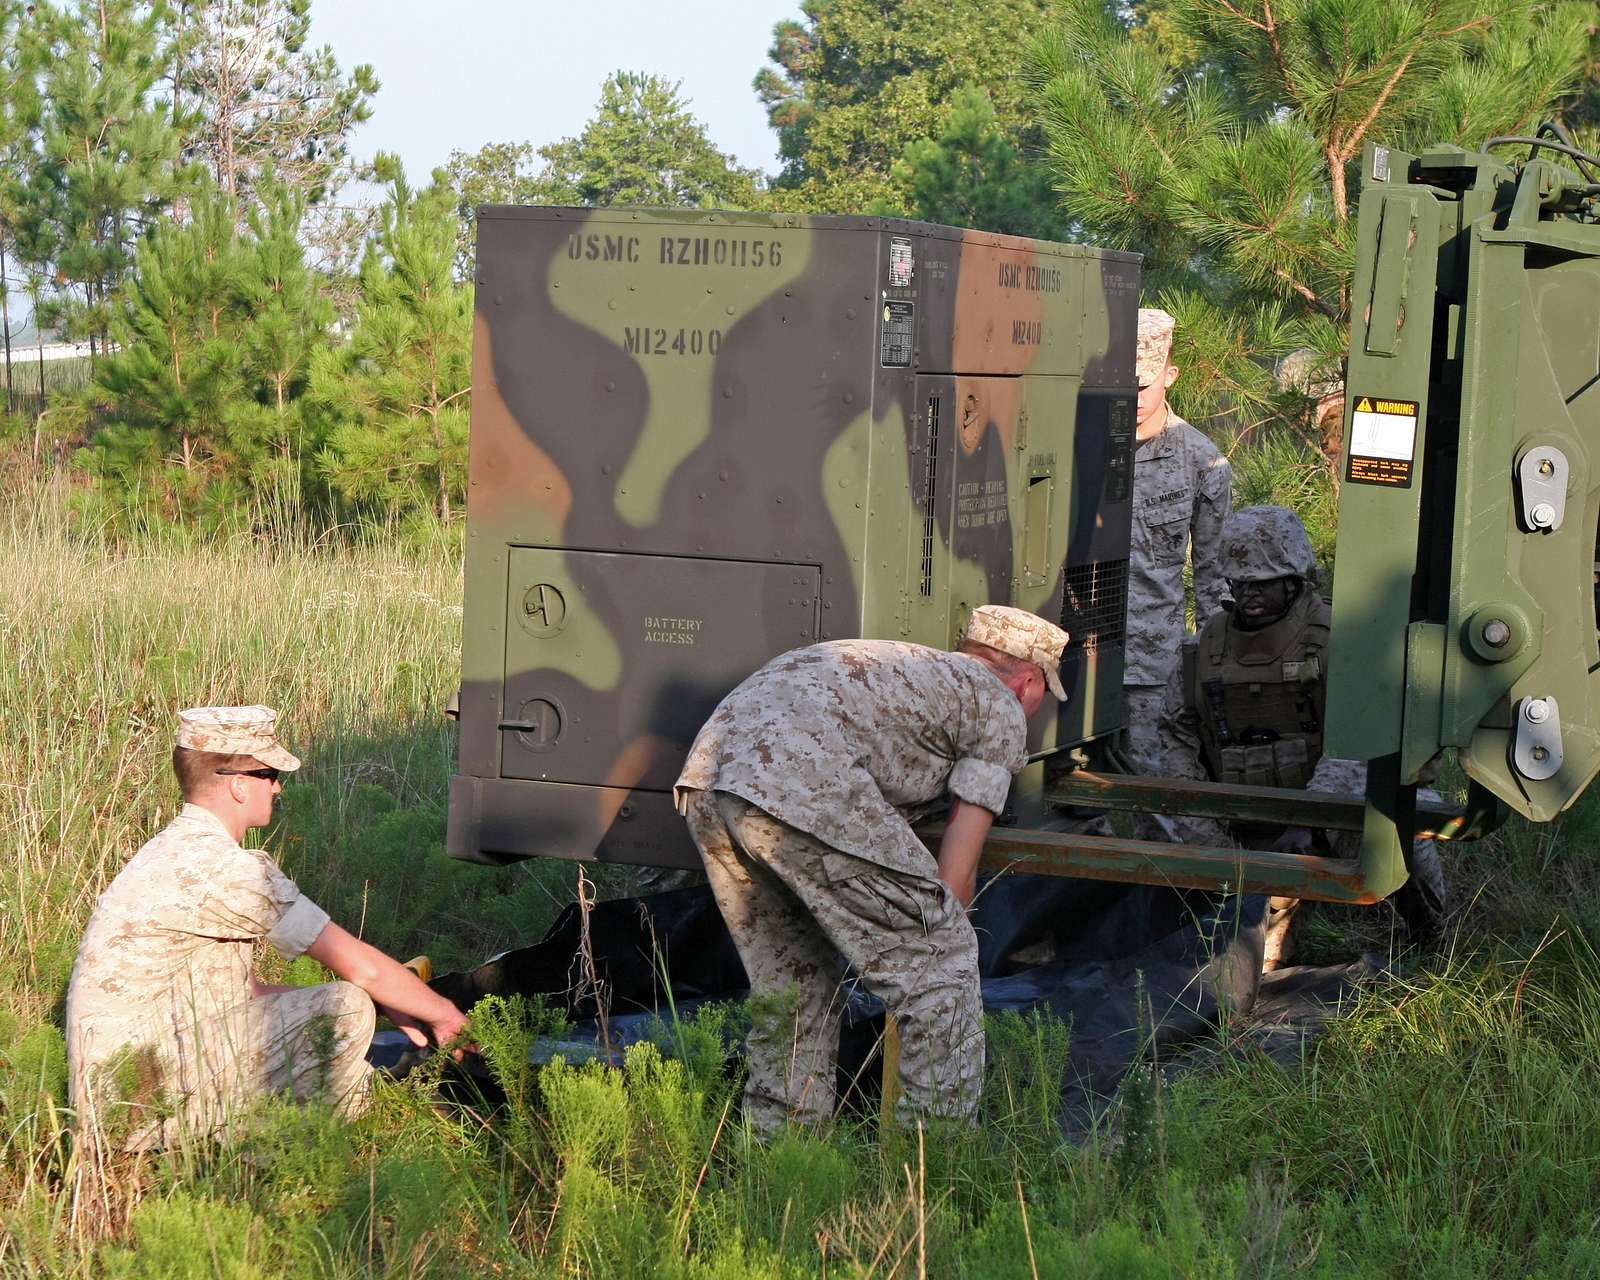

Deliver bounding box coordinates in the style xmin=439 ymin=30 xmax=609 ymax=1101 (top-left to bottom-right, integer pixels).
xmin=1183 ymin=591 xmax=1332 ymax=789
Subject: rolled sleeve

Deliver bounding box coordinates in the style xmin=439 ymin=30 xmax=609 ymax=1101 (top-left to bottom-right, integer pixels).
xmin=948 ymin=757 xmax=1014 ymax=816
xmin=266 ymin=894 xmax=331 ymax=959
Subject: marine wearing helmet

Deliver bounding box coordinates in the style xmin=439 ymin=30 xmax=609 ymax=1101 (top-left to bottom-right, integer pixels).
xmin=1193 ymin=505 xmax=1330 ymax=788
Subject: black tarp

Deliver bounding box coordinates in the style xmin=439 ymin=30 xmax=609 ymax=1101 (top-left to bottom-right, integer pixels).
xmin=379 ymin=875 xmax=1385 ymax=1124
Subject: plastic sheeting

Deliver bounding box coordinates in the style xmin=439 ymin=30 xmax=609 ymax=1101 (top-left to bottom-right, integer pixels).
xmin=382 ymin=875 xmax=1384 ymax=1122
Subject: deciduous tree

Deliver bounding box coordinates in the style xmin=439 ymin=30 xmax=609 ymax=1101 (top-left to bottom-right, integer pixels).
xmin=445 ymin=73 xmax=760 ymax=279
xmin=755 ymin=0 xmax=1055 ymax=213
xmin=443 ymin=140 xmax=542 ymax=280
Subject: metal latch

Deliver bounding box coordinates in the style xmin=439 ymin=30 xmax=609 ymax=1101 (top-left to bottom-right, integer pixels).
xmin=1513 ymin=696 xmax=1563 ymax=780
xmin=1516 ymin=446 xmax=1568 ymax=532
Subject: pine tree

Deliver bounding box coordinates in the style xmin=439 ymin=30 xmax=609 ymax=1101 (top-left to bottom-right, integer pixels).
xmin=876 ymin=86 xmax=1067 ymax=238
xmin=92 ymin=184 xmax=248 ymax=486
xmin=0 ymin=0 xmax=39 ymax=416
xmin=225 ymin=180 xmax=333 ymax=502
xmin=238 ymin=183 xmax=331 ymax=421
xmin=90 ymin=176 xmax=332 ymax=510
xmin=311 ymin=163 xmax=471 ymax=523
xmin=172 ymin=0 xmax=376 ymax=211
xmin=534 ymin=72 xmax=761 ymax=210
xmin=1030 ymin=0 xmax=1593 ymax=434
xmin=26 ymin=0 xmax=190 ymax=361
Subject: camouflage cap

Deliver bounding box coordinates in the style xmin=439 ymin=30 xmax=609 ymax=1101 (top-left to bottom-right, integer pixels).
xmin=1136 ymin=308 xmax=1176 ymax=385
xmin=1220 ymin=506 xmax=1320 ymax=585
xmin=963 ymin=605 xmax=1071 ymax=701
xmin=176 ymin=705 xmax=302 ymax=771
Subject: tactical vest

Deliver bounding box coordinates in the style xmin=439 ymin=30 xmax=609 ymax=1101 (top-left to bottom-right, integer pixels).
xmin=1183 ymin=592 xmax=1332 ymax=789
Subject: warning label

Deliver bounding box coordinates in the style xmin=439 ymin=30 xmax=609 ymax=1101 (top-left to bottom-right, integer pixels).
xmin=888 ymin=237 xmax=914 ymax=287
xmin=1347 ymin=395 xmax=1419 ymax=487
xmin=880 ymin=299 xmax=915 ymax=368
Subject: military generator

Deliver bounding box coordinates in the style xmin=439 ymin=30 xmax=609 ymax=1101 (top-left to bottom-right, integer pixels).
xmin=448 ymin=129 xmax=1600 ymax=905
xmin=448 ymin=208 xmax=1139 ymax=869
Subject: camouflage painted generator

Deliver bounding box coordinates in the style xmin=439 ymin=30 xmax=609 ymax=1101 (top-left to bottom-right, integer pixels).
xmin=448 ymin=208 xmax=1139 ymax=868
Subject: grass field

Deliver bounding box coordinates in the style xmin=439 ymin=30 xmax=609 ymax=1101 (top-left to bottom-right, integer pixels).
xmin=4 ymin=476 xmax=1600 ymax=1276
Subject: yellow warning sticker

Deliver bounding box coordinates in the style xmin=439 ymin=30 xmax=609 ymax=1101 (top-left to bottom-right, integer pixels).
xmin=1347 ymin=395 xmax=1419 ymax=488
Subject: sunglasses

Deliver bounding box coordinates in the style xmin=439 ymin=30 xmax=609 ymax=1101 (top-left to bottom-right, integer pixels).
xmin=215 ymin=767 xmax=282 ymax=782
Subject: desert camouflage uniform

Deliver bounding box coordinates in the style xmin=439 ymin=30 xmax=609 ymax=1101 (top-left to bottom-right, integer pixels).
xmin=675 ymin=639 xmax=1029 ymax=1129
xmin=67 ymin=804 xmax=373 ymax=1151
xmin=1124 ymin=414 xmax=1232 ymax=770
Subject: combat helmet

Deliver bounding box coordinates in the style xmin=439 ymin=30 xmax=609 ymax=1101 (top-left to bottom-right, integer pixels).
xmin=1219 ymin=505 xmax=1319 ymax=585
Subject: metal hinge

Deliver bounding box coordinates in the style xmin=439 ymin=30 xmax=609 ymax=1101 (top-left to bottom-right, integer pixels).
xmin=1512 ymin=695 xmax=1563 ymax=781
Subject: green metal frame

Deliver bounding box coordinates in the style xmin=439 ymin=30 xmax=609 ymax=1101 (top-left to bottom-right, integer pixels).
xmin=917 ymin=771 xmax=1497 ymax=904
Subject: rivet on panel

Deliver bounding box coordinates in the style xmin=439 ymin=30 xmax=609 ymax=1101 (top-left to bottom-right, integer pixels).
xmin=605 ymin=380 xmax=615 ymax=392
xmin=722 ymin=387 xmax=733 ymax=398
xmin=607 ymin=299 xmax=617 ymax=310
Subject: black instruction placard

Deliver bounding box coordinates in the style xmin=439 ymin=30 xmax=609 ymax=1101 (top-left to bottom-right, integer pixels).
xmin=880 ymin=300 xmax=914 ymax=368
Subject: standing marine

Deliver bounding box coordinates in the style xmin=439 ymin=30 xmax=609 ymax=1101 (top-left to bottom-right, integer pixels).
xmin=674 ymin=606 xmax=1071 ymax=1132
xmin=1124 ymin=307 xmax=1233 ymax=771
xmin=1151 ymin=507 xmax=1447 ymax=967
xmin=67 ymin=706 xmax=470 ymax=1150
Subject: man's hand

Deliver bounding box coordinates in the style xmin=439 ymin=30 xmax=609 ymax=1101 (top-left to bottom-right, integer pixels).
xmin=935 ymin=800 xmax=996 ymax=909
xmin=306 ymin=923 xmax=474 ymax=1060
xmin=380 ymin=1004 xmax=473 ymax=1057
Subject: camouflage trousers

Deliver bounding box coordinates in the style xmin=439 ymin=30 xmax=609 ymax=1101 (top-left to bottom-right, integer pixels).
xmin=684 ymin=789 xmax=983 ymax=1132
xmin=117 ymin=982 xmax=376 ymax=1152
xmin=1121 ymin=685 xmax=1169 ymax=773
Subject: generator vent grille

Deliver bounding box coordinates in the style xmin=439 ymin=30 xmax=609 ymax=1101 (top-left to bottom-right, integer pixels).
xmin=1060 ymin=559 xmax=1128 ymax=651
xmin=920 ymin=396 xmax=941 ymax=597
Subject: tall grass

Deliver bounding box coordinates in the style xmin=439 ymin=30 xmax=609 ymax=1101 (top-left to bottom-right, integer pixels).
xmin=4 ymin=473 xmax=1600 ymax=1275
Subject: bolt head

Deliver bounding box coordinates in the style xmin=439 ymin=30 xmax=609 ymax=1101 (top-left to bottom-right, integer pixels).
xmin=1525 ymin=698 xmax=1551 ymax=724
xmin=1482 ymin=619 xmax=1511 ymax=648
xmin=1530 ymin=501 xmax=1557 ymax=527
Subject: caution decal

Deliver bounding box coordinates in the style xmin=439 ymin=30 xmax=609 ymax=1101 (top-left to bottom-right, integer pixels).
xmin=1347 ymin=395 xmax=1419 ymax=487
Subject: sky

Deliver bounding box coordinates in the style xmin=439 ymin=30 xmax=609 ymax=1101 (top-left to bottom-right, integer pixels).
xmin=309 ymin=0 xmax=803 ymax=186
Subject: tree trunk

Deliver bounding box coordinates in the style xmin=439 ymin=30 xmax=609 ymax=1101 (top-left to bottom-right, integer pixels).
xmin=431 ymin=412 xmax=450 ymax=522
xmin=218 ymin=16 xmax=235 ymax=196
xmin=1 ymin=239 xmax=13 ymax=417
xmin=1327 ymin=140 xmax=1349 ymax=225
